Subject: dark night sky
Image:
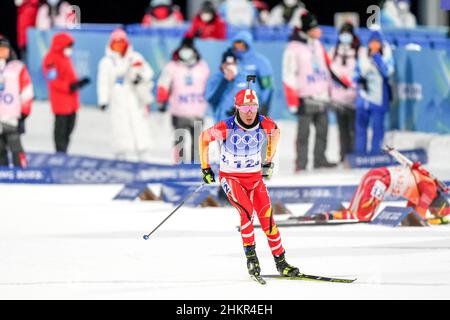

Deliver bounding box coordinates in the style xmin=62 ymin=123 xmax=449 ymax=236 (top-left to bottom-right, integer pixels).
xmin=0 ymin=0 xmax=421 ymax=52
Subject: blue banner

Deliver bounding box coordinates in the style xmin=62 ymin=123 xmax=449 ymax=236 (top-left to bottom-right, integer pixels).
xmin=370 ymin=206 xmax=425 ymax=227
xmin=114 ymin=182 xmax=151 ymax=200
xmin=304 ymin=198 xmax=345 ymax=216
xmin=160 ymin=182 xmax=219 ymax=206
xmin=346 ymin=149 xmax=428 ymax=169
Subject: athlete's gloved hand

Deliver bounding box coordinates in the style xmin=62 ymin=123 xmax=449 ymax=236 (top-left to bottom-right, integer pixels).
xmin=202 ymin=167 xmax=216 ymax=184
xmin=99 ymin=104 xmax=108 ymax=111
xmin=262 ymin=162 xmax=274 ymax=180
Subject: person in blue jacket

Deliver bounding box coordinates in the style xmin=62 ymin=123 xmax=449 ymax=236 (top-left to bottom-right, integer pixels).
xmin=206 ymin=30 xmax=273 ymax=122
xmin=354 ymin=28 xmax=394 ymax=154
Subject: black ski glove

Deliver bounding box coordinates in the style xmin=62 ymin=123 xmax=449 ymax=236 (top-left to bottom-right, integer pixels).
xmin=99 ymin=104 xmax=108 ymax=111
xmin=202 ymin=168 xmax=216 ymax=184
xmin=262 ymin=162 xmax=274 ymax=180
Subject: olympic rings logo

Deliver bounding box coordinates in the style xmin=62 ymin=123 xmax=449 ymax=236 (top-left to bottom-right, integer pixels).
xmin=73 ymin=169 xmax=110 ymax=183
xmin=228 ymin=132 xmax=266 ymax=150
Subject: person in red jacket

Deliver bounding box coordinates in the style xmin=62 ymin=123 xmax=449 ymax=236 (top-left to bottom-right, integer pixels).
xmin=0 ymin=36 xmax=33 ymax=167
xmin=185 ymin=1 xmax=226 ymax=40
xmin=15 ymin=0 xmax=40 ymax=60
xmin=42 ymin=32 xmax=90 ymax=153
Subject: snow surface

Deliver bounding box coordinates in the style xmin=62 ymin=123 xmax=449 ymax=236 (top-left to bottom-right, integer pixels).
xmin=1 ymin=184 xmax=450 ymax=300
xmin=0 ymin=101 xmax=449 ymax=300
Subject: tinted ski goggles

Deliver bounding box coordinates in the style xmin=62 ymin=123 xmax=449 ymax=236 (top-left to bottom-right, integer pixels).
xmin=236 ymin=104 xmax=258 ymax=113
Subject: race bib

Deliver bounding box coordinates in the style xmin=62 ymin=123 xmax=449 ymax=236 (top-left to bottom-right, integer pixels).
xmin=371 ymin=180 xmax=387 ymax=200
xmin=220 ymin=177 xmax=231 ymax=195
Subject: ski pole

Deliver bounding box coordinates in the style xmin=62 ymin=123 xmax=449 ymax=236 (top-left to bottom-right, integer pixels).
xmin=143 ymin=182 xmax=206 ymax=240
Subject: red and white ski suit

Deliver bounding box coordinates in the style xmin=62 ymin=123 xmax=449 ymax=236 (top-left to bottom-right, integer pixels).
xmin=199 ymin=114 xmax=284 ymax=256
xmin=349 ymin=166 xmax=442 ymax=221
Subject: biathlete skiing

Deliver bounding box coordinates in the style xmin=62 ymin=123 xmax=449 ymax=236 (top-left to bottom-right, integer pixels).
xmin=198 ymin=75 xmax=300 ymax=282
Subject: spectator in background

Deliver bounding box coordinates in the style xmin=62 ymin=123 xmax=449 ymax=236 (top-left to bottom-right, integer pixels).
xmin=381 ymin=0 xmax=417 ymax=28
xmin=354 ymin=27 xmax=394 ymax=155
xmin=142 ymin=0 xmax=184 ymax=28
xmin=43 ymin=32 xmax=90 ymax=154
xmin=0 ymin=36 xmax=33 ymax=168
xmin=157 ymin=37 xmax=210 ymax=164
xmin=268 ymin=0 xmax=306 ymax=27
xmin=329 ymin=22 xmax=361 ymax=163
xmin=219 ymin=0 xmax=256 ymax=27
xmin=36 ymin=0 xmax=76 ymax=30
xmin=207 ymin=31 xmax=273 ymax=120
xmin=97 ymin=29 xmax=155 ymax=162
xmin=206 ymin=50 xmax=247 ymax=122
xmin=15 ymin=0 xmax=40 ymax=60
xmin=252 ymin=0 xmax=270 ymax=25
xmin=283 ymin=11 xmax=350 ymax=172
xmin=185 ymin=1 xmax=226 ymax=40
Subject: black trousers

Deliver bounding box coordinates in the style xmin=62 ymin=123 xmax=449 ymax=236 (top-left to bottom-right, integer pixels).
xmin=296 ymin=110 xmax=329 ymax=170
xmin=54 ymin=113 xmax=77 ymax=153
xmin=336 ymin=107 xmax=355 ymax=162
xmin=0 ymin=124 xmax=26 ymax=167
xmin=172 ymin=116 xmax=203 ymax=164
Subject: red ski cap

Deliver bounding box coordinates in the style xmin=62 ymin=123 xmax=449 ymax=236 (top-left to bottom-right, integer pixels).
xmin=234 ymin=89 xmax=259 ymax=107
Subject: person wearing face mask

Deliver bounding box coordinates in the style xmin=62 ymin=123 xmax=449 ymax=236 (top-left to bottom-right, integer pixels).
xmin=329 ymin=22 xmax=361 ymax=163
xmin=381 ymin=0 xmax=417 ymax=28
xmin=36 ymin=0 xmax=75 ymax=30
xmin=0 ymin=36 xmax=33 ymax=168
xmin=142 ymin=0 xmax=184 ymax=28
xmin=156 ymin=37 xmax=210 ymax=164
xmin=354 ymin=27 xmax=394 ymax=155
xmin=206 ymin=31 xmax=273 ymax=122
xmin=185 ymin=1 xmax=226 ymax=40
xmin=268 ymin=0 xmax=306 ymax=27
xmin=15 ymin=0 xmax=40 ymax=60
xmin=43 ymin=32 xmax=90 ymax=154
xmin=97 ymin=29 xmax=155 ymax=162
xmin=283 ymin=11 xmax=351 ymax=172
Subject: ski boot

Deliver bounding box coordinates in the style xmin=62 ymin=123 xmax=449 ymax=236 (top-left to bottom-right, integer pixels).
xmin=244 ymin=245 xmax=261 ymax=276
xmin=274 ymin=252 xmax=300 ymax=277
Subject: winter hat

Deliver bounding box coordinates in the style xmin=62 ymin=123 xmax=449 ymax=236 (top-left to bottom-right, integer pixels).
xmin=201 ymin=0 xmax=215 ymax=14
xmin=340 ymin=22 xmax=355 ymax=34
xmin=300 ymin=11 xmax=319 ymax=32
xmin=222 ymin=49 xmax=236 ymax=64
xmin=235 ymin=89 xmax=259 ymax=107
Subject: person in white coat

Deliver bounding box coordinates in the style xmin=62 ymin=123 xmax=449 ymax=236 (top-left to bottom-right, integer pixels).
xmin=97 ymin=29 xmax=155 ymax=162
